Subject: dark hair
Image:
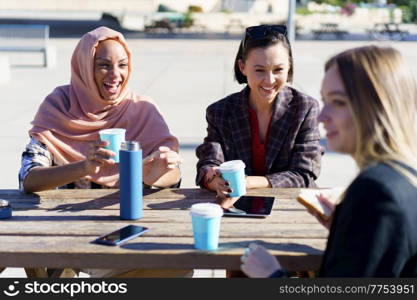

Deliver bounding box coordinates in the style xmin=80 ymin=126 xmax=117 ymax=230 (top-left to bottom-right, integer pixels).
xmin=234 ymin=31 xmax=293 ymax=84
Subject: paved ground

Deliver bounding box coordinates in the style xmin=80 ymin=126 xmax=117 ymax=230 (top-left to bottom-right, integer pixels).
xmin=1 ymin=22 xmax=416 ymax=277
xmin=3 ymin=36 xmax=417 ymax=189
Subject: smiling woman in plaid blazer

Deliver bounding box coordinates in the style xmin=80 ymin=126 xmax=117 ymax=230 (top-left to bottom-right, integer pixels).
xmin=196 ymin=25 xmax=322 ymax=199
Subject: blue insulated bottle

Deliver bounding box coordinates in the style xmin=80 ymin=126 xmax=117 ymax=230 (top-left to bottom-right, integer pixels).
xmin=119 ymin=141 xmax=143 ymax=220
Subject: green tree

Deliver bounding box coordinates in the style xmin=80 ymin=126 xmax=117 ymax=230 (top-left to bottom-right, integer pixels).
xmin=306 ymin=0 xmax=417 ymax=23
xmin=410 ymin=0 xmax=417 ymax=22
xmin=389 ymin=1 xmax=416 ymax=6
xmin=309 ymin=0 xmax=417 ymax=22
xmin=378 ymin=0 xmax=417 ymax=22
xmin=157 ymin=4 xmax=176 ymax=12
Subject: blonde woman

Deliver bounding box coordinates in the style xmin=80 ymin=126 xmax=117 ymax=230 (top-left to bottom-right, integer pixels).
xmin=241 ymin=45 xmax=417 ymax=277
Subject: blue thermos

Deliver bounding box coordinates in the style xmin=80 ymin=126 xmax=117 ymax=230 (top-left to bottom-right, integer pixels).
xmin=119 ymin=141 xmax=143 ymax=220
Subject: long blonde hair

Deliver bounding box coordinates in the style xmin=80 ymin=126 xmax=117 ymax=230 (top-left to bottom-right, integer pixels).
xmin=325 ymin=45 xmax=417 ymax=184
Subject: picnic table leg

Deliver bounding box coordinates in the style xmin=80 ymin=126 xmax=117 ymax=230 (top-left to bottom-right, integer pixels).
xmin=43 ymin=49 xmax=47 ymax=67
xmin=110 ymin=269 xmax=193 ymax=278
xmin=226 ymin=270 xmax=247 ymax=277
xmin=295 ymin=270 xmax=316 ymax=277
xmin=226 ymin=270 xmax=316 ymax=278
xmin=48 ymin=268 xmax=78 ymax=278
xmin=24 ymin=268 xmax=48 ymax=278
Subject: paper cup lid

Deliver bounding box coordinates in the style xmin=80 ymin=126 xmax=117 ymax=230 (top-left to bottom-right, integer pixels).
xmin=219 ymin=160 xmax=245 ymax=172
xmin=190 ymin=203 xmax=223 ymax=218
xmin=0 ymin=199 xmax=9 ymax=207
xmin=99 ymin=128 xmax=126 ymax=135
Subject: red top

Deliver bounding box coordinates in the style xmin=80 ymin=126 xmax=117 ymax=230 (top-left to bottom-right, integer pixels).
xmin=249 ymin=108 xmax=272 ymax=211
xmin=249 ymin=108 xmax=272 ymax=176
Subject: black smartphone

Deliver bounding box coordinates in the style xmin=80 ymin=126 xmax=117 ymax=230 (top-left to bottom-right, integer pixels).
xmin=94 ymin=225 xmax=149 ymax=246
xmin=223 ymin=196 xmax=275 ymax=218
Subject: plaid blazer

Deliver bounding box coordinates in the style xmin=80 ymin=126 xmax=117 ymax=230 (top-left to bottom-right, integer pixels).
xmin=196 ymin=85 xmax=322 ymax=188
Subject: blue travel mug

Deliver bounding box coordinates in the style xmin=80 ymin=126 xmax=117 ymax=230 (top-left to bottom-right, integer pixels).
xmin=0 ymin=199 xmax=12 ymax=219
xmin=119 ymin=141 xmax=143 ymax=220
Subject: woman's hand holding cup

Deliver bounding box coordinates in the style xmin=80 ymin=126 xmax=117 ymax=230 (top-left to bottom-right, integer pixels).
xmin=203 ymin=166 xmax=240 ymax=208
xmin=83 ymin=140 xmax=116 ymax=174
xmin=204 ymin=167 xmax=230 ymax=196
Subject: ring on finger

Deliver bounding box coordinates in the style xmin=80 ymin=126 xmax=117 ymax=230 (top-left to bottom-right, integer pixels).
xmin=206 ymin=174 xmax=216 ymax=184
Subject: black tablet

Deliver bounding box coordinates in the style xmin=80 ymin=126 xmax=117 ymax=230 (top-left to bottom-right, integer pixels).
xmin=222 ymin=196 xmax=275 ymax=218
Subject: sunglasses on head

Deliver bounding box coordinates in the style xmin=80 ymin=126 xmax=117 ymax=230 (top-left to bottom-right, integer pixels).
xmin=242 ymin=25 xmax=288 ymax=50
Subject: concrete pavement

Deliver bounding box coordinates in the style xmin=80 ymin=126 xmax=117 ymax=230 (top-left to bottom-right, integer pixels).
xmin=3 ymin=37 xmax=417 ymax=189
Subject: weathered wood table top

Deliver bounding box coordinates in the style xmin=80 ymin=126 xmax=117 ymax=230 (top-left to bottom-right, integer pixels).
xmin=0 ymin=188 xmax=328 ymax=273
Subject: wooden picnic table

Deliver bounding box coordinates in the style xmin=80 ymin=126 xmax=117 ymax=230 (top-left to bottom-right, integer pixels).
xmin=368 ymin=23 xmax=409 ymax=41
xmin=312 ymin=23 xmax=348 ymax=40
xmin=0 ymin=188 xmax=328 ymax=277
xmin=144 ymin=18 xmax=176 ymax=33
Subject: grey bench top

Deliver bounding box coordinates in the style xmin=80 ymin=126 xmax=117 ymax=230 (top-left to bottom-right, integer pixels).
xmin=0 ymin=24 xmax=49 ymax=48
xmin=0 ymin=46 xmax=45 ymax=52
xmin=0 ymin=24 xmax=51 ymax=66
xmin=312 ymin=23 xmax=348 ymax=40
xmin=0 ymin=24 xmax=54 ymax=67
xmin=0 ymin=24 xmax=49 ymax=38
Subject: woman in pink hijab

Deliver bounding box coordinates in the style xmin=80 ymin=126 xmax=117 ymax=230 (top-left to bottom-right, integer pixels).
xmin=19 ymin=26 xmax=181 ymax=192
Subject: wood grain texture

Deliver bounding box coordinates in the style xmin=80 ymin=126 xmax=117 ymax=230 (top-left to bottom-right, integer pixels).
xmin=0 ymin=221 xmax=327 ymax=237
xmin=10 ymin=209 xmax=318 ymax=223
xmin=2 ymin=188 xmax=308 ymax=211
xmin=0 ymin=236 xmax=325 ymax=270
xmin=24 ymin=268 xmax=48 ymax=278
xmin=0 ymin=188 xmax=329 ymax=272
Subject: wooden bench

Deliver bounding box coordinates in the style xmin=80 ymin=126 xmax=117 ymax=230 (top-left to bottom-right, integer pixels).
xmin=144 ymin=18 xmax=176 ymax=33
xmin=225 ymin=18 xmax=244 ymax=34
xmin=0 ymin=24 xmax=55 ymax=67
xmin=0 ymin=56 xmax=10 ymax=84
xmin=312 ymin=23 xmax=348 ymax=40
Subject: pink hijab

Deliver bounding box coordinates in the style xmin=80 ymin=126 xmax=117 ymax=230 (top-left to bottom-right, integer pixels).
xmin=29 ymin=26 xmax=178 ymax=187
